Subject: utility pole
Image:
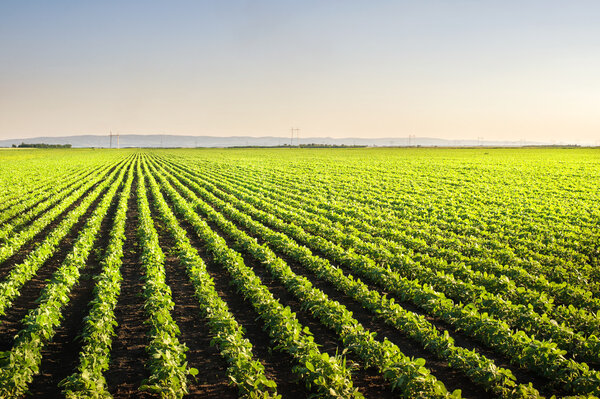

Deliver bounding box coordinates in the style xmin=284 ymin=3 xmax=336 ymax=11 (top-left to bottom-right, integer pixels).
xmin=290 ymin=128 xmax=300 ymax=146
xmin=109 ymin=130 xmax=113 ymax=149
xmin=117 ymin=131 xmax=120 ymax=149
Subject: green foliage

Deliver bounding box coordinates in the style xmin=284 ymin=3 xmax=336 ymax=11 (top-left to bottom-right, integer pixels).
xmin=1 ymin=147 xmax=599 ymax=398
xmin=0 ymin=158 xmax=131 ymax=397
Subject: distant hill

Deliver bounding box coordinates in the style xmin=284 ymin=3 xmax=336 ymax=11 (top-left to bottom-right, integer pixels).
xmin=0 ymin=134 xmax=550 ymax=148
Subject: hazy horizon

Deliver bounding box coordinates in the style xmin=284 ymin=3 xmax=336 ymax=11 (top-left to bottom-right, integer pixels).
xmin=2 ymin=1 xmax=599 ymax=145
xmin=0 ymin=132 xmax=557 ymax=143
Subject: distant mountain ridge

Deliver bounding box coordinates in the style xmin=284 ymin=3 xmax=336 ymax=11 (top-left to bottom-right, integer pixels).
xmin=0 ymin=134 xmax=550 ymax=148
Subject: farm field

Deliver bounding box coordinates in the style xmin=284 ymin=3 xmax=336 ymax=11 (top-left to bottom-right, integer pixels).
xmin=0 ymin=147 xmax=599 ymax=398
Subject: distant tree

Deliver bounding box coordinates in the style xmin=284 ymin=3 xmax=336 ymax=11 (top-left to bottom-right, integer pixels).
xmin=17 ymin=143 xmax=71 ymax=148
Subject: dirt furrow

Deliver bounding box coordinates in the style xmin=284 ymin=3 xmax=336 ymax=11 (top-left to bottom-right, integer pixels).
xmin=25 ymin=187 xmax=119 ymax=397
xmin=0 ymin=185 xmax=111 ymax=352
xmin=104 ymin=180 xmax=156 ymax=399
xmin=220 ymin=200 xmax=562 ymax=397
xmin=171 ymin=212 xmax=310 ymax=398
xmin=0 ymin=164 xmax=119 ymax=279
xmin=218 ymin=224 xmax=397 ymax=399
xmin=151 ymin=214 xmax=238 ymax=398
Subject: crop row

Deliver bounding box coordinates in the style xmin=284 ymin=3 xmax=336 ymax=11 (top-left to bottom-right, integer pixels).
xmin=0 ymin=162 xmax=91 ymax=216
xmin=143 ymin=158 xmax=280 ymax=398
xmin=0 ymin=158 xmax=131 ymax=319
xmin=161 ymin=159 xmax=452 ymax=397
xmin=185 ymin=157 xmax=597 ymax=294
xmin=0 ymin=159 xmax=130 ymax=397
xmin=0 ymin=157 xmax=131 ymax=265
xmin=145 ymin=157 xmax=363 ymax=398
xmin=59 ymin=158 xmax=136 ymax=398
xmin=244 ymin=157 xmax=595 ymax=275
xmin=176 ymin=157 xmax=600 ymax=337
xmin=156 ymin=155 xmax=600 ymax=396
xmin=135 ymin=161 xmax=190 ymax=398
xmin=0 ymin=165 xmax=99 ymax=228
xmin=186 ymin=163 xmax=600 ymax=362
xmin=153 ymin=158 xmax=540 ymax=398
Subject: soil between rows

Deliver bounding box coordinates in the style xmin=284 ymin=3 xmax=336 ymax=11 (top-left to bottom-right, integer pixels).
xmin=104 ymin=178 xmax=156 ymax=399
xmin=0 ymin=167 xmax=97 ymax=230
xmin=195 ymin=209 xmax=399 ymax=399
xmin=193 ymin=175 xmax=566 ymax=394
xmin=156 ymin=165 xmax=415 ymax=398
xmin=150 ymin=203 xmax=238 ymax=398
xmin=199 ymin=204 xmax=478 ymax=399
xmin=0 ymin=155 xmax=578 ymax=398
xmin=177 ymin=169 xmax=567 ymax=398
xmin=158 ymin=161 xmax=452 ymax=398
xmin=0 ymin=163 xmax=120 ymax=280
xmin=0 ymin=178 xmax=114 ymax=353
xmin=24 ymin=179 xmax=121 ymax=397
xmin=161 ymin=196 xmax=311 ymax=398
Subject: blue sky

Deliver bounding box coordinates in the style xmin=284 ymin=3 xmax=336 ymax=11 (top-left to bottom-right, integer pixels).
xmin=1 ymin=1 xmax=599 ymax=143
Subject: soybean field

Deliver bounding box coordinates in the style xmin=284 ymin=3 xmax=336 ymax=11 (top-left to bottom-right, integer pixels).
xmin=0 ymin=147 xmax=599 ymax=399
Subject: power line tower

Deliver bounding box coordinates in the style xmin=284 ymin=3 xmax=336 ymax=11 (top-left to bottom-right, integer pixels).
xmin=407 ymin=134 xmax=416 ymax=147
xmin=290 ymin=128 xmax=300 ymax=146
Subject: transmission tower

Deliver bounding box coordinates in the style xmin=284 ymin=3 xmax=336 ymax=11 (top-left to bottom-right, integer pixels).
xmin=290 ymin=128 xmax=300 ymax=146
xmin=408 ymin=134 xmax=416 ymax=147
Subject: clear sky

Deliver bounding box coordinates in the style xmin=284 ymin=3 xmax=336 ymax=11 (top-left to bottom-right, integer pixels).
xmin=1 ymin=1 xmax=599 ymax=143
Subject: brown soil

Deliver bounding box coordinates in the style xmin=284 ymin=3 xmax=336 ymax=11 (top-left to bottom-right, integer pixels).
xmin=104 ymin=179 xmax=156 ymax=399
xmin=0 ymin=157 xmax=574 ymax=399
xmin=156 ymin=167 xmax=400 ymax=398
xmin=0 ymin=181 xmax=113 ymax=353
xmin=24 ymin=183 xmax=120 ymax=397
xmin=0 ymin=167 xmax=99 ymax=228
xmin=158 ymin=162 xmax=423 ymax=398
xmin=229 ymin=201 xmax=565 ymax=397
xmin=169 ymin=208 xmax=311 ymax=398
xmin=181 ymin=173 xmax=562 ymax=397
xmin=150 ymin=209 xmax=238 ymax=398
xmin=210 ymin=219 xmax=398 ymax=399
xmin=273 ymin=247 xmax=488 ymax=398
xmin=0 ymin=164 xmax=119 ymax=280
xmin=152 ymin=159 xmax=564 ymax=397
